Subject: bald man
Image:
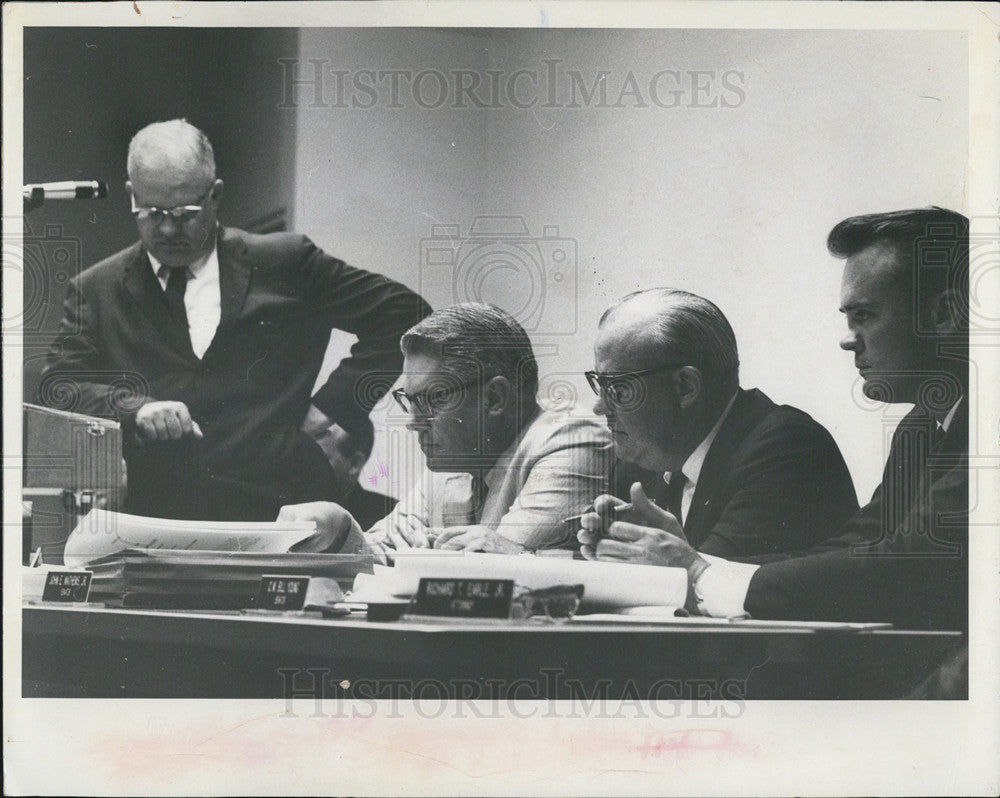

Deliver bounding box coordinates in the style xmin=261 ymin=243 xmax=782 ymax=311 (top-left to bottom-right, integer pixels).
xmin=39 ymin=119 xmax=430 ymax=530
xmin=581 ymin=288 xmax=859 ymax=558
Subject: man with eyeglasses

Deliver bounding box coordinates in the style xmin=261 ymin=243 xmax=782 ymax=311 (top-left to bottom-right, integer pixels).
xmin=578 ymin=288 xmax=858 ymax=559
xmin=39 ymin=119 xmax=430 ymax=530
xmin=278 ymin=303 xmax=612 ymax=561
xmin=580 ymin=210 xmax=969 ymax=632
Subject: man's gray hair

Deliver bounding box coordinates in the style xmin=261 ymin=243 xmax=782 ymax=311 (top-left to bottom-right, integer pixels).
xmin=401 ymin=303 xmax=539 ymax=407
xmin=601 ymin=288 xmax=740 ymax=390
xmin=127 ymin=119 xmax=216 ymax=185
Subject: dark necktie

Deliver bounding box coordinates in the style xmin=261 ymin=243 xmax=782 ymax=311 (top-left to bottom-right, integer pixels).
xmin=161 ymin=266 xmax=189 ymax=328
xmin=665 ymin=471 xmax=688 ymax=527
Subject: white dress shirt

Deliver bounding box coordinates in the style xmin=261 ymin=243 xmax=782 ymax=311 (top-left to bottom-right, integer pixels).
xmin=663 ymin=391 xmax=738 ymax=525
xmin=939 ymin=396 xmax=962 ymax=433
xmin=148 ymin=244 xmax=221 ymax=359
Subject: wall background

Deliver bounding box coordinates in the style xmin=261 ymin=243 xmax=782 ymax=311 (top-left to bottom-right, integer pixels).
xmin=23 ymin=27 xmax=969 ymax=503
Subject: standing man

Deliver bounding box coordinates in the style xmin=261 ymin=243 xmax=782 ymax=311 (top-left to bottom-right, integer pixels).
xmin=580 ymin=208 xmax=969 ymax=630
xmin=39 ymin=119 xmax=431 ymax=523
xmin=585 ymin=288 xmax=858 ymax=558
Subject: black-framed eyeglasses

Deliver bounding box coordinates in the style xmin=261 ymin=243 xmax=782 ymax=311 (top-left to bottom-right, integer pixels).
xmin=391 ymin=376 xmax=481 ymax=416
xmin=585 ymin=363 xmax=684 ymax=409
xmin=130 ymin=184 xmax=215 ymax=224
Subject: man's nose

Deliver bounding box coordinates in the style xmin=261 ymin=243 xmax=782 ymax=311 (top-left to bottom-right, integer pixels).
xmin=593 ymin=391 xmax=610 ymax=417
xmin=157 ymin=214 xmax=181 ymax=235
xmin=405 ymin=413 xmax=429 ymax=432
xmin=840 ymin=330 xmax=860 ymax=352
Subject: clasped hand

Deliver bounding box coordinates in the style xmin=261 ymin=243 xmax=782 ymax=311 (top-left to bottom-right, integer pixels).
xmin=577 ymin=482 xmax=702 ymax=572
xmin=135 ymin=400 xmax=203 ymax=441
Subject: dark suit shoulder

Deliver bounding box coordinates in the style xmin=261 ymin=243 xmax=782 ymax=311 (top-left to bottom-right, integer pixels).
xmin=725 ymin=388 xmax=841 ymax=462
xmin=218 ymin=226 xmax=330 ymax=264
xmin=74 ymin=240 xmax=144 ymax=287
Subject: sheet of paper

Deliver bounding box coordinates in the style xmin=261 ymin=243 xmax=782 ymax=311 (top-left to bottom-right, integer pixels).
xmin=62 ymin=509 xmax=316 ymax=566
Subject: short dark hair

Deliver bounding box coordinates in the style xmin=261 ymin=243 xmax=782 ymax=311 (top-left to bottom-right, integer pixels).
xmin=828 ymin=207 xmax=969 ymax=331
xmin=400 ymin=303 xmax=539 ymax=410
xmin=336 ymin=415 xmax=375 ymax=460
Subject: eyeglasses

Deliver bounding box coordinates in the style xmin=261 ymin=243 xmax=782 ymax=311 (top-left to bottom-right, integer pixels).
xmin=130 ymin=184 xmax=214 ymax=224
xmin=585 ymin=363 xmax=684 ymax=410
xmin=391 ymin=376 xmax=481 ymax=416
xmin=510 ymin=584 xmax=584 ymax=622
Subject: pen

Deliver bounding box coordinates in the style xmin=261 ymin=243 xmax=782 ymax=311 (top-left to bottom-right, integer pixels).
xmin=562 ymin=502 xmax=634 ymax=528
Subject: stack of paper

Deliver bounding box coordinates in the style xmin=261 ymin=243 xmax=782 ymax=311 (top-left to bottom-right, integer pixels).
xmin=85 ymin=549 xmax=374 ymax=609
xmin=347 ymin=552 xmax=687 ymax=611
xmin=63 ymin=509 xmax=318 ymax=566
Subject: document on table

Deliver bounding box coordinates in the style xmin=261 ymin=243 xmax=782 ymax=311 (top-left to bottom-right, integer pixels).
xmin=62 ymin=509 xmax=317 ymax=567
xmin=347 ymin=552 xmax=687 ymax=611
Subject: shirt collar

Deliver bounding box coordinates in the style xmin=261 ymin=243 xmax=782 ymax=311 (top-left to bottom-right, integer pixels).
xmin=939 ymin=395 xmax=963 ymax=433
xmin=147 ymin=237 xmax=219 ymax=281
xmin=665 ymin=390 xmax=738 ymax=489
xmin=484 ymin=406 xmax=542 ymax=490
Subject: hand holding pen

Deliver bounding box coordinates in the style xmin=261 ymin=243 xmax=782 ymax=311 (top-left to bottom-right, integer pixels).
xmin=576 ymin=483 xmax=690 ymax=564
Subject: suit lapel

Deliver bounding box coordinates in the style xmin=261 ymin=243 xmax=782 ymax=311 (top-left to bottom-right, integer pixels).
xmin=121 ymin=247 xmax=197 ymax=360
xmin=216 ymin=227 xmax=252 ymax=333
xmin=683 ymin=389 xmax=750 ymax=545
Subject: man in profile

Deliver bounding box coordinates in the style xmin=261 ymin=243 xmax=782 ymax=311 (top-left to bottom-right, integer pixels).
xmin=40 ymin=119 xmax=430 ymax=525
xmin=280 ymin=303 xmax=613 ymax=561
xmin=581 ymin=208 xmax=969 ymax=631
xmin=584 ymin=288 xmax=858 ymax=558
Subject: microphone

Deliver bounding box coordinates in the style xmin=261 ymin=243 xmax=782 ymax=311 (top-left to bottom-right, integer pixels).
xmin=23 ymin=181 xmax=109 ymax=210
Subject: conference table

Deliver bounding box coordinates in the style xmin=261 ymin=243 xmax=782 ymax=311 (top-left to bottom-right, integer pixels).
xmin=22 ymin=604 xmax=964 ymax=700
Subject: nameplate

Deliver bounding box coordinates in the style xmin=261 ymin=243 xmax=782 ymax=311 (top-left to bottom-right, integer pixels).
xmin=256 ymin=575 xmax=310 ymax=611
xmin=42 ymin=571 xmax=92 ymax=603
xmin=413 ymin=578 xmax=514 ymax=618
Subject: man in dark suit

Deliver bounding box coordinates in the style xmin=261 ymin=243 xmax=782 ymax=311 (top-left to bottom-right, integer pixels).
xmin=312 ymin=415 xmax=397 ymax=534
xmin=584 ymin=288 xmax=858 ymax=558
xmin=581 ymin=208 xmax=969 ymax=631
xmin=39 ymin=119 xmax=430 ymax=530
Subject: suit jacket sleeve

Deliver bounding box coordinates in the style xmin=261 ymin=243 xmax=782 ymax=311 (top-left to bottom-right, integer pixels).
xmin=296 ymin=238 xmax=432 ymax=429
xmin=493 ymin=418 xmax=613 ymax=549
xmin=743 ymin=436 xmax=967 ymax=630
xmin=697 ymin=415 xmax=859 ymax=558
xmin=37 ymin=273 xmax=153 ymax=421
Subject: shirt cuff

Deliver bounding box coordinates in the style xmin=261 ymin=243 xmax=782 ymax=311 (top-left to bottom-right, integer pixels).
xmin=693 ymin=554 xmax=760 ymax=618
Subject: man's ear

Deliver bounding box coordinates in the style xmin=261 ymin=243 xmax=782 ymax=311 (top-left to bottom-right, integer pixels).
xmin=673 ymin=366 xmax=703 ymax=410
xmin=483 ymin=376 xmax=512 ymax=416
xmin=929 ymin=290 xmax=963 ymax=335
xmin=209 ymin=178 xmax=224 ymax=204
